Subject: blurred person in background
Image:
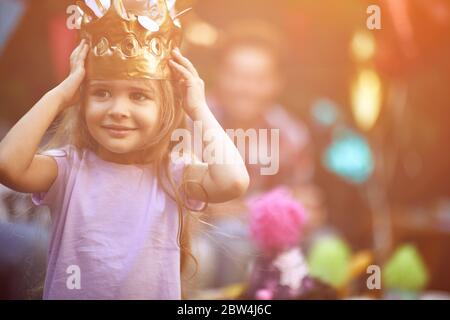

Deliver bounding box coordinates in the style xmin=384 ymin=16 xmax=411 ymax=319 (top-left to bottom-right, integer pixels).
xmin=189 ymin=20 xmax=327 ymax=294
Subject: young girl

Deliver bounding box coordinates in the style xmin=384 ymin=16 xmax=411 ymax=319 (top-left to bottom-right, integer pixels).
xmin=0 ymin=14 xmax=249 ymax=299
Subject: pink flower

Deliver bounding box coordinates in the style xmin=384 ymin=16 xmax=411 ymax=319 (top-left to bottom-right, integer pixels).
xmin=248 ymin=187 xmax=308 ymax=253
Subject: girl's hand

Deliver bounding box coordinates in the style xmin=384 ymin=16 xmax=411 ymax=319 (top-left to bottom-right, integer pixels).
xmin=52 ymin=39 xmax=89 ymax=110
xmin=169 ymin=47 xmax=208 ymax=118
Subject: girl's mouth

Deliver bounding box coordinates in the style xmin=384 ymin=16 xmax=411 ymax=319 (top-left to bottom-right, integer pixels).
xmin=102 ymin=125 xmax=137 ymax=138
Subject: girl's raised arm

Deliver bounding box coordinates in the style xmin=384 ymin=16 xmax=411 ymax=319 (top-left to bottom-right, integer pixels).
xmin=0 ymin=40 xmax=89 ymax=194
xmin=169 ymin=48 xmax=250 ymax=203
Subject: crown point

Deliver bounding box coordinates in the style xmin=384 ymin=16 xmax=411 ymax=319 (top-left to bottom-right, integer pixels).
xmin=85 ymin=0 xmax=111 ymax=18
xmin=112 ymin=0 xmax=130 ymax=20
xmin=77 ymin=1 xmax=96 ymax=20
xmin=171 ymin=7 xmax=191 ymax=21
xmin=165 ymin=0 xmax=176 ymax=11
xmin=138 ymin=16 xmax=160 ymax=32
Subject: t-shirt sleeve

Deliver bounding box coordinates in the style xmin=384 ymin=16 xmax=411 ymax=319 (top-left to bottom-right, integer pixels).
xmin=171 ymin=159 xmax=208 ymax=212
xmin=31 ymin=146 xmax=72 ymax=207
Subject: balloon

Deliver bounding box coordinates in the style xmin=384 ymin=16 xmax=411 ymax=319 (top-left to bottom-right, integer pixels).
xmin=323 ymin=128 xmax=374 ymax=184
xmin=383 ymin=244 xmax=429 ymax=292
xmin=307 ymin=236 xmax=351 ymax=289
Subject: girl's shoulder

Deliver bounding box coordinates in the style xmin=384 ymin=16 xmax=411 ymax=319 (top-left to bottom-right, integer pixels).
xmin=38 ymin=144 xmax=84 ymax=170
xmin=31 ymin=145 xmax=80 ymax=208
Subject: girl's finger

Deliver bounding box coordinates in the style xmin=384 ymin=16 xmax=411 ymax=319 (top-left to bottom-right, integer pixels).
xmin=169 ymin=60 xmax=195 ymax=82
xmin=78 ymin=43 xmax=90 ymax=61
xmin=171 ymin=48 xmax=199 ymax=77
xmin=74 ymin=43 xmax=89 ymax=64
xmin=70 ymin=47 xmax=80 ymax=61
xmin=70 ymin=40 xmax=85 ymax=60
xmin=74 ymin=39 xmax=86 ymax=53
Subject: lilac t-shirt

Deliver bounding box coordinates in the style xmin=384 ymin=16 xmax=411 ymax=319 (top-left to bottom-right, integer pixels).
xmin=31 ymin=145 xmax=193 ymax=299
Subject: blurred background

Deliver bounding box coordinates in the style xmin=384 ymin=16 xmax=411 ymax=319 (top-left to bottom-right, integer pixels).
xmin=0 ymin=0 xmax=449 ymax=299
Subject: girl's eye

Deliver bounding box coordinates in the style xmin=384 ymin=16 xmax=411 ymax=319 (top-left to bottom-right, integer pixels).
xmin=130 ymin=92 xmax=152 ymax=102
xmin=91 ymin=89 xmax=111 ymax=99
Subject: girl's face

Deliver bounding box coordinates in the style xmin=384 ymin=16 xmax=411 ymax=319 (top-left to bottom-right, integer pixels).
xmin=84 ymin=79 xmax=160 ymax=163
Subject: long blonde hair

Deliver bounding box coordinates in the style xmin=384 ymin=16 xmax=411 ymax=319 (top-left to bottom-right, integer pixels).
xmin=40 ymin=78 xmax=201 ymax=293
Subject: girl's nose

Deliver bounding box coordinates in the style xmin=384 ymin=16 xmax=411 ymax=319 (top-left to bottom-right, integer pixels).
xmin=107 ymin=98 xmax=130 ymax=119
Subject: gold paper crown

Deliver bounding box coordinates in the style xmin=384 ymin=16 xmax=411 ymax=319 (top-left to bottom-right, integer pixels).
xmin=76 ymin=0 xmax=189 ymax=80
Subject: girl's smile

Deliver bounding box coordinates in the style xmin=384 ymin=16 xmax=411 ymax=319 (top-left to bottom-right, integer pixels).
xmin=101 ymin=124 xmax=138 ymax=138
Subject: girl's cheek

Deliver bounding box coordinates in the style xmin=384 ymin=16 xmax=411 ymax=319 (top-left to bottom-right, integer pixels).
xmin=84 ymin=102 xmax=105 ymax=125
xmin=134 ymin=104 xmax=160 ymax=128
